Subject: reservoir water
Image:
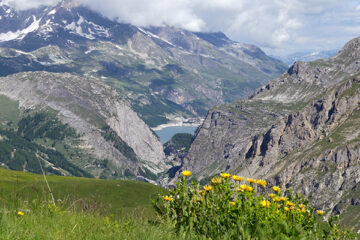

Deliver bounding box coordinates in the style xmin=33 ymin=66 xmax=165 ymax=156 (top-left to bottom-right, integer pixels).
xmin=154 ymin=126 xmax=198 ymax=144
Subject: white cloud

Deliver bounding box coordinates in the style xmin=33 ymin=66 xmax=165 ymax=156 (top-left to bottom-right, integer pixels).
xmin=77 ymin=0 xmax=205 ymax=31
xmin=3 ymin=0 xmax=57 ymax=10
xmin=3 ymin=0 xmax=360 ymax=55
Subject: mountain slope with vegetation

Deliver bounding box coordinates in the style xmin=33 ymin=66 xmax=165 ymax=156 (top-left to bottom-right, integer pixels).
xmin=177 ymin=37 xmax=360 ymax=231
xmin=0 ymin=71 xmax=168 ymax=180
xmin=0 ymin=0 xmax=287 ymax=127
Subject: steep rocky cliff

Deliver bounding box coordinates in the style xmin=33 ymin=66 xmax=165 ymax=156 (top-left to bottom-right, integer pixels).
xmin=178 ymin=37 xmax=360 ymax=231
xmin=0 ymin=71 xmax=167 ymax=179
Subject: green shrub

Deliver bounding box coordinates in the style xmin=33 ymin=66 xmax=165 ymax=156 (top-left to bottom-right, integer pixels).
xmin=155 ymin=172 xmax=357 ymax=239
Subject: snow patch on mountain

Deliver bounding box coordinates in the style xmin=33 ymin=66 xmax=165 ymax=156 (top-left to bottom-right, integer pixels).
xmin=0 ymin=16 xmax=41 ymax=42
xmin=47 ymin=9 xmax=56 ymax=15
xmin=137 ymin=27 xmax=175 ymax=47
xmin=65 ymin=16 xmax=95 ymax=40
xmin=64 ymin=15 xmax=110 ymax=40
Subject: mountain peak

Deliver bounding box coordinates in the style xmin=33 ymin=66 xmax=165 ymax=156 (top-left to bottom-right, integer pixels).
xmin=340 ymin=36 xmax=360 ymax=53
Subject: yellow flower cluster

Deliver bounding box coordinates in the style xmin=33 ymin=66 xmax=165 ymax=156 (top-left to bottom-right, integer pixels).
xmin=182 ymin=170 xmax=192 ymax=177
xmin=298 ymin=204 xmax=307 ymax=213
xmin=317 ymin=210 xmax=325 ymax=216
xmin=255 ymin=179 xmax=267 ymax=187
xmin=268 ymin=193 xmax=276 ymax=198
xmin=159 ymin=170 xmax=336 ymax=237
xmin=286 ymin=201 xmax=296 ymax=207
xmin=231 ymin=175 xmax=243 ymax=181
xmin=272 ymin=186 xmax=281 ymax=192
xmin=238 ymin=184 xmax=253 ymax=192
xmin=17 ymin=211 xmax=24 ymax=216
xmin=211 ymin=177 xmax=222 ymax=184
xmin=246 ymin=178 xmax=256 ymax=184
xmin=220 ymin=173 xmax=231 ymax=179
xmin=260 ymin=200 xmax=271 ymax=208
xmin=274 ymin=196 xmax=288 ymax=202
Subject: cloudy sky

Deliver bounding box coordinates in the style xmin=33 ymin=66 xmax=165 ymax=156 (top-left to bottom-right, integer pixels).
xmin=4 ymin=0 xmax=360 ymax=56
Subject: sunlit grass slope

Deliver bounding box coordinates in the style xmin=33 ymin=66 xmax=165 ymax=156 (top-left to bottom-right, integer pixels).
xmin=0 ymin=167 xmax=165 ymax=216
xmin=0 ymin=167 xmax=187 ymax=240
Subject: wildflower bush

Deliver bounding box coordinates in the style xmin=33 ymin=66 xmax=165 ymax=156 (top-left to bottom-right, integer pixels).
xmin=155 ymin=171 xmax=357 ymax=239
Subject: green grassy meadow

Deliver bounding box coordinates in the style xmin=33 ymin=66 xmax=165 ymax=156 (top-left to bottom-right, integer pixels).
xmin=1 ymin=168 xmax=359 ymax=239
xmin=0 ymin=167 xmax=186 ymax=240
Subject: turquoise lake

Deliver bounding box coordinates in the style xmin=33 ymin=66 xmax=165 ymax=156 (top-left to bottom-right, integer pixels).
xmin=154 ymin=126 xmax=198 ymax=144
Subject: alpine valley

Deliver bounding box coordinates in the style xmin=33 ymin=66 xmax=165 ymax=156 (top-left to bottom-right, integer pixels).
xmin=0 ymin=0 xmax=359 ymax=234
xmin=0 ymin=0 xmax=286 ymax=180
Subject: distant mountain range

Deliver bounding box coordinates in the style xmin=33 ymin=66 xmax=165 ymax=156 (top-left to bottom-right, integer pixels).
xmin=277 ymin=49 xmax=338 ymax=66
xmin=0 ymin=0 xmax=287 ymax=127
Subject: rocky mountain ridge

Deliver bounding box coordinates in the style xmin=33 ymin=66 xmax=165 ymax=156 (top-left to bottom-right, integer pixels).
xmin=0 ymin=71 xmax=168 ymax=180
xmin=177 ymin=37 xmax=360 ymax=231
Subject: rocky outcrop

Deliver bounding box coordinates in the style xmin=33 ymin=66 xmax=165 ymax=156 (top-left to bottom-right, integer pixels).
xmin=0 ymin=71 xmax=167 ymax=178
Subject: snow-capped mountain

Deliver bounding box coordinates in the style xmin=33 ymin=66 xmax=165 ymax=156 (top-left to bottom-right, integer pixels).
xmin=0 ymin=0 xmax=136 ymax=50
xmin=0 ymin=0 xmax=287 ymax=127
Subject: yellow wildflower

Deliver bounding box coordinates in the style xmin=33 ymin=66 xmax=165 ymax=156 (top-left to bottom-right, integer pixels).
xmin=268 ymin=193 xmax=276 ymax=198
xmin=284 ymin=207 xmax=290 ymax=212
xmin=280 ymin=197 xmax=288 ymax=202
xmin=198 ymin=190 xmax=205 ymax=196
xmin=232 ymin=175 xmax=244 ymax=181
xmin=17 ymin=211 xmax=24 ymax=216
xmin=246 ymin=178 xmax=256 ymax=184
xmin=286 ymin=201 xmax=296 ymax=207
xmin=299 ymin=204 xmax=305 ymax=209
xmin=204 ymin=185 xmax=214 ymax=191
xmin=260 ymin=200 xmax=271 ymax=208
xmin=239 ymin=185 xmax=247 ymax=191
xmin=230 ymin=201 xmax=236 ymax=207
xmin=211 ymin=177 xmax=222 ymax=184
xmin=301 ymin=208 xmax=307 ymax=213
xmin=239 ymin=184 xmax=253 ymax=192
xmin=317 ymin=210 xmax=325 ymax=216
xmin=163 ymin=196 xmax=173 ymax=202
xmin=182 ymin=170 xmax=192 ymax=177
xmin=236 ymin=187 xmax=244 ymax=192
xmin=246 ymin=186 xmax=254 ymax=192
xmin=255 ymin=179 xmax=267 ymax=187
xmin=272 ymin=186 xmax=281 ymax=192
xmin=275 ymin=197 xmax=282 ymax=202
xmin=221 ymin=173 xmax=231 ymax=179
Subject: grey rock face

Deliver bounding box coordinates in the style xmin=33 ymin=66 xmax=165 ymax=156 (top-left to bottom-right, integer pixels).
xmin=178 ymin=37 xmax=360 ymax=230
xmin=0 ymin=71 xmax=167 ymax=177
